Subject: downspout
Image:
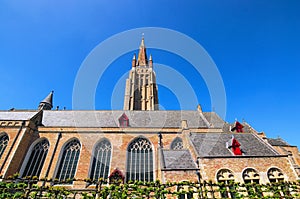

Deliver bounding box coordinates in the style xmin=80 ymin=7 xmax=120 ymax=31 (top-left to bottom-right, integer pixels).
xmin=0 ymin=120 xmax=26 ymax=174
xmin=42 ymin=132 xmax=62 ymax=186
xmin=160 ymin=147 xmax=166 ymax=169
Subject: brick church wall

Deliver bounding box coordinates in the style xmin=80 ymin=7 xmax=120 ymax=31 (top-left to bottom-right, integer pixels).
xmin=163 ymin=170 xmax=198 ymax=182
xmin=35 ymin=131 xmax=183 ymax=188
xmin=199 ymin=156 xmax=297 ymax=183
xmin=0 ymin=122 xmax=40 ymax=177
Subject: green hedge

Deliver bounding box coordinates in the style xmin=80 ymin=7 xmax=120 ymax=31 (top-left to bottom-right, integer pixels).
xmin=0 ymin=175 xmax=299 ymax=199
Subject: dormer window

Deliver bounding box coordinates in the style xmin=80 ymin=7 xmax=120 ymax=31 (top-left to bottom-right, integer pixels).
xmin=226 ymin=136 xmax=243 ymax=155
xmin=119 ymin=113 xmax=129 ymax=127
xmin=170 ymin=137 xmax=183 ymax=150
xmin=230 ymin=121 xmax=244 ymax=133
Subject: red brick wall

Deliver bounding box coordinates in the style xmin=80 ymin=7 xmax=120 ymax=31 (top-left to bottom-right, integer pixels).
xmin=37 ymin=131 xmax=182 ymax=188
xmin=199 ymin=156 xmax=297 ymax=184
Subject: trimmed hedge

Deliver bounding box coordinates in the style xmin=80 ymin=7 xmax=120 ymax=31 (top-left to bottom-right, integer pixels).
xmin=0 ymin=175 xmax=299 ymax=198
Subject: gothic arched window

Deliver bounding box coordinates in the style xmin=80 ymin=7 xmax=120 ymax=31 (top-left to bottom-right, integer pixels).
xmin=217 ymin=169 xmax=235 ymax=198
xmin=0 ymin=133 xmax=9 ymax=159
xmin=126 ymin=137 xmax=153 ymax=182
xmin=242 ymin=168 xmax=260 ymax=184
xmin=243 ymin=168 xmax=262 ymax=196
xmin=56 ymin=139 xmax=81 ymax=182
xmin=21 ymin=139 xmax=49 ymax=177
xmin=267 ymin=167 xmax=290 ymax=196
xmin=268 ymin=168 xmax=284 ymax=183
xmin=217 ymin=169 xmax=235 ymax=182
xmin=90 ymin=139 xmax=112 ymax=181
xmin=170 ymin=137 xmax=183 ymax=150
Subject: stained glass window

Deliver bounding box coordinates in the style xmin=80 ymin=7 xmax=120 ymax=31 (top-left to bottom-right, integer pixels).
xmin=90 ymin=139 xmax=111 ymax=181
xmin=22 ymin=139 xmax=49 ymax=177
xmin=56 ymin=139 xmax=81 ymax=183
xmin=126 ymin=137 xmax=153 ymax=182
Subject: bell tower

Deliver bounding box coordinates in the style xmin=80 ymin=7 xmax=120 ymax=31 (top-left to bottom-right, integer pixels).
xmin=123 ymin=38 xmax=159 ymax=110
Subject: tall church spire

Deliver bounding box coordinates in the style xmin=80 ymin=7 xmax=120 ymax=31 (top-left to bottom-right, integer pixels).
xmin=136 ymin=37 xmax=148 ymax=66
xmin=38 ymin=91 xmax=53 ymax=110
xmin=123 ymin=38 xmax=159 ymax=110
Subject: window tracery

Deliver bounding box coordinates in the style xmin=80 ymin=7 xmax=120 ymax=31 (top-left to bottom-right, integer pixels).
xmin=268 ymin=168 xmax=284 ymax=183
xmin=217 ymin=169 xmax=235 ymax=198
xmin=90 ymin=139 xmax=111 ymax=181
xmin=0 ymin=133 xmax=9 ymax=159
xmin=243 ymin=168 xmax=260 ymax=184
xmin=22 ymin=139 xmax=49 ymax=177
xmin=126 ymin=137 xmax=153 ymax=182
xmin=56 ymin=139 xmax=81 ymax=183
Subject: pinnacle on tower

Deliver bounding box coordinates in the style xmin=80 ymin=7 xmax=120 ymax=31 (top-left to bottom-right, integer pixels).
xmin=132 ymin=53 xmax=136 ymax=68
xmin=38 ymin=91 xmax=54 ymax=110
xmin=149 ymin=54 xmax=153 ymax=68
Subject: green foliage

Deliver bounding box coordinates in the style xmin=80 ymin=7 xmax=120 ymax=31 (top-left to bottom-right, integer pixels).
xmin=0 ymin=176 xmax=299 ymax=198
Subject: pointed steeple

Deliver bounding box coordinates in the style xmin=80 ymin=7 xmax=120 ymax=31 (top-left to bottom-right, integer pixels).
xmin=137 ymin=37 xmax=148 ymax=66
xmin=38 ymin=91 xmax=53 ymax=110
xmin=123 ymin=38 xmax=159 ymax=111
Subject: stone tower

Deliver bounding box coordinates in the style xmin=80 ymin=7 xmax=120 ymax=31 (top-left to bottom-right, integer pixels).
xmin=123 ymin=38 xmax=159 ymax=110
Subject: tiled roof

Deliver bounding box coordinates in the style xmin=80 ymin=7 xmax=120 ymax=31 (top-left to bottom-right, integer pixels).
xmin=0 ymin=111 xmax=38 ymax=120
xmin=41 ymin=110 xmax=210 ymax=128
xmin=267 ymin=138 xmax=291 ymax=146
xmin=189 ymin=133 xmax=279 ymax=157
xmin=162 ymin=149 xmax=197 ymax=170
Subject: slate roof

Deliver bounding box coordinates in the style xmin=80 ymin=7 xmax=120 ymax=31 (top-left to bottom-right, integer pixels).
xmin=0 ymin=111 xmax=38 ymax=120
xmin=267 ymin=138 xmax=291 ymax=146
xmin=162 ymin=149 xmax=197 ymax=170
xmin=41 ymin=110 xmax=210 ymax=128
xmin=202 ymin=112 xmax=225 ymax=128
xmin=222 ymin=122 xmax=254 ymax=133
xmin=189 ymin=133 xmax=279 ymax=157
xmin=0 ymin=110 xmax=227 ymax=129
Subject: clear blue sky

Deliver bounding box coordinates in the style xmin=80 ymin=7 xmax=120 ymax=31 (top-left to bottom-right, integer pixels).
xmin=0 ymin=1 xmax=299 ymax=146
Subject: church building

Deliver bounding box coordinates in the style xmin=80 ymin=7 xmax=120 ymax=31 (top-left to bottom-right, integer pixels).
xmin=0 ymin=38 xmax=299 ymax=189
